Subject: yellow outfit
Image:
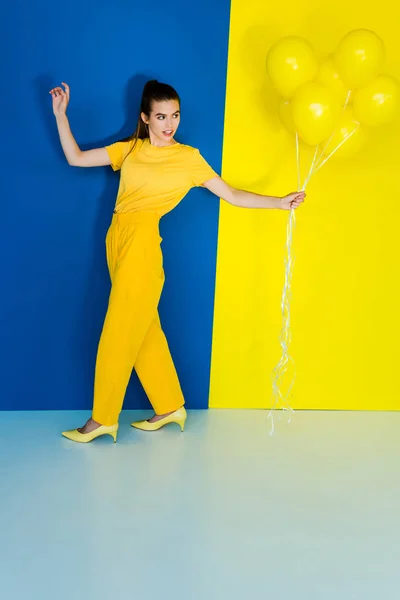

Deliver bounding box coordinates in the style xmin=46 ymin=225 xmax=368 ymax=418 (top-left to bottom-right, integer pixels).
xmin=108 ymin=137 xmax=217 ymax=215
xmin=90 ymin=137 xmax=217 ymax=426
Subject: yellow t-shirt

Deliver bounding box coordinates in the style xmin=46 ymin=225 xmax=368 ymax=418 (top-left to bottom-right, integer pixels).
xmin=105 ymin=137 xmax=218 ymax=215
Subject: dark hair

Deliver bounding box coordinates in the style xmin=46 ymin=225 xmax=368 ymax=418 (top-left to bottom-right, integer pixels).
xmin=122 ymin=80 xmax=180 ymax=153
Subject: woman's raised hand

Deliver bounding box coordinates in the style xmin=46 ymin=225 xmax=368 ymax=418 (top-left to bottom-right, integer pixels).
xmin=49 ymin=82 xmax=70 ymax=118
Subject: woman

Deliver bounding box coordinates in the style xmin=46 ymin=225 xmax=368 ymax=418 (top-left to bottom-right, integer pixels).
xmin=50 ymin=79 xmax=305 ymax=443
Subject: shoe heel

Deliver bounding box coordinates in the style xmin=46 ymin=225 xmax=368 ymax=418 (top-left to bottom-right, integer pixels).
xmin=110 ymin=431 xmax=118 ymax=443
xmin=178 ymin=419 xmax=186 ymax=432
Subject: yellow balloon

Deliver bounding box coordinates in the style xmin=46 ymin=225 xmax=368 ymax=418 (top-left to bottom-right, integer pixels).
xmin=266 ymin=36 xmax=318 ymax=98
xmin=317 ymin=57 xmax=349 ymax=106
xmin=334 ymin=29 xmax=385 ymax=89
xmin=322 ymin=107 xmax=367 ymax=159
xmin=291 ymin=82 xmax=340 ymax=146
xmin=278 ymin=99 xmax=296 ymax=134
xmin=353 ymin=75 xmax=398 ymax=126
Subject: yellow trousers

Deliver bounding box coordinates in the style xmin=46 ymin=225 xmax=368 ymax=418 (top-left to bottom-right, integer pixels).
xmin=92 ymin=212 xmax=185 ymax=426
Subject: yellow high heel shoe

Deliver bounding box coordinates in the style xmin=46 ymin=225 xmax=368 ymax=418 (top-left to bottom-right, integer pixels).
xmin=131 ymin=407 xmax=187 ymax=432
xmin=61 ymin=424 xmax=118 ymax=443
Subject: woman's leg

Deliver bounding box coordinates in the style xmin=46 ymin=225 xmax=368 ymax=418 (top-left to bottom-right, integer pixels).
xmin=134 ymin=311 xmax=185 ymax=418
xmin=81 ymin=218 xmax=164 ymax=431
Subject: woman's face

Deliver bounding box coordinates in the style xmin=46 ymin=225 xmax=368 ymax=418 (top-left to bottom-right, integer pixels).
xmin=142 ymin=99 xmax=181 ymax=146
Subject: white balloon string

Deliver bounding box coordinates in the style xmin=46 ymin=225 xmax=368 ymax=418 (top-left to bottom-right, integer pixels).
xmin=301 ymin=144 xmax=320 ymax=191
xmin=314 ymin=89 xmax=352 ymax=170
xmin=268 ymin=133 xmax=303 ymax=434
xmin=344 ymin=89 xmax=351 ymax=107
xmin=268 ymin=206 xmax=296 ymax=434
xmin=268 ymin=135 xmax=322 ymax=434
xmin=314 ymin=126 xmax=358 ymax=173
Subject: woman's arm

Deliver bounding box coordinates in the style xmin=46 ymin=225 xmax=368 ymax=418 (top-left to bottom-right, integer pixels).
xmin=50 ymin=83 xmax=111 ymax=168
xmin=203 ymin=176 xmax=305 ymax=210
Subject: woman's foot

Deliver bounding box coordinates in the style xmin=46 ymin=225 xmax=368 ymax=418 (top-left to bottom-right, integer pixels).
xmin=131 ymin=406 xmax=187 ymax=432
xmin=62 ymin=421 xmax=118 ymax=443
xmin=147 ymin=410 xmax=178 ymax=423
xmin=77 ymin=417 xmax=102 ymax=434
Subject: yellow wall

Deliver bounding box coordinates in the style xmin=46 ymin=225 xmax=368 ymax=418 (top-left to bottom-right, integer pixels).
xmin=209 ymin=1 xmax=400 ymax=410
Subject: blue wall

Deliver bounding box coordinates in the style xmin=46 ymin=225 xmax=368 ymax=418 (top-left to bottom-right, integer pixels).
xmin=1 ymin=0 xmax=230 ymax=411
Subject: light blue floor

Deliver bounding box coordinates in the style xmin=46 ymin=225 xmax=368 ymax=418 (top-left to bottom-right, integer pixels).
xmin=1 ymin=409 xmax=400 ymax=599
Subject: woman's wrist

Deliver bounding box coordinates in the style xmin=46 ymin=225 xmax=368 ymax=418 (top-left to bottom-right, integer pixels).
xmin=272 ymin=197 xmax=282 ymax=209
xmin=55 ymin=113 xmax=68 ymax=123
xmin=263 ymin=196 xmax=281 ymax=209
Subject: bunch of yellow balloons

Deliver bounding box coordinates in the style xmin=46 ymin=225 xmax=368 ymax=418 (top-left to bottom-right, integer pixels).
xmin=267 ymin=29 xmax=398 ymax=160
